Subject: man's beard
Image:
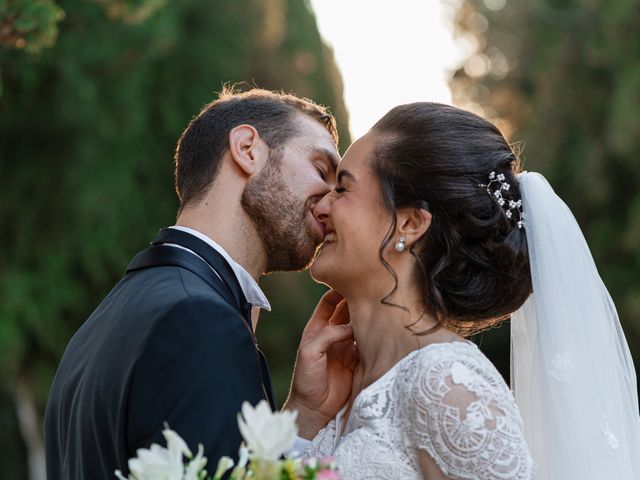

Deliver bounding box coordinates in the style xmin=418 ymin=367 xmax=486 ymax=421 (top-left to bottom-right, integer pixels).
xmin=241 ymin=152 xmax=322 ymax=273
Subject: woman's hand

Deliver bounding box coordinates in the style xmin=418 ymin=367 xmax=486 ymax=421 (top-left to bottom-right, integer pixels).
xmin=282 ymin=290 xmax=358 ymax=439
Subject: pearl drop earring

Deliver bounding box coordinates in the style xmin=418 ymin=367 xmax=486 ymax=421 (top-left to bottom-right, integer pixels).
xmin=395 ymin=235 xmax=406 ymax=252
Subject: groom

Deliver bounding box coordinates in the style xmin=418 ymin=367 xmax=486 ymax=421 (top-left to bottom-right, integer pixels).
xmin=44 ymin=88 xmax=356 ymax=479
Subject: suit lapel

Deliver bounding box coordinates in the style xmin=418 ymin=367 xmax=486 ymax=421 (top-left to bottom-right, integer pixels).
xmin=151 ymin=228 xmax=247 ymax=313
xmin=126 ymin=245 xmax=238 ymax=311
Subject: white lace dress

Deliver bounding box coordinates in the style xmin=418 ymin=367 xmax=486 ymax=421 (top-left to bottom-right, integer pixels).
xmin=305 ymin=341 xmax=533 ymax=479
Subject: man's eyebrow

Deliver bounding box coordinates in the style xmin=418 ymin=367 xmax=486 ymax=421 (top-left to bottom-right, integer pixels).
xmin=337 ymin=170 xmax=356 ymax=183
xmin=312 ymin=147 xmax=340 ymax=170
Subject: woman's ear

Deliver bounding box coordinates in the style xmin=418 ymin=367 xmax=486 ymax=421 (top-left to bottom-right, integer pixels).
xmin=228 ymin=124 xmax=269 ymax=176
xmin=396 ymin=207 xmax=432 ymax=247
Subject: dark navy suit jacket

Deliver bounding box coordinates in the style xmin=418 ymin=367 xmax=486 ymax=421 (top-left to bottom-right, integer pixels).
xmin=44 ymin=228 xmax=275 ymax=480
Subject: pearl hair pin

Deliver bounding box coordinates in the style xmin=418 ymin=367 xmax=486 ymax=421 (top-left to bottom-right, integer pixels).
xmin=480 ymin=171 xmax=526 ymax=229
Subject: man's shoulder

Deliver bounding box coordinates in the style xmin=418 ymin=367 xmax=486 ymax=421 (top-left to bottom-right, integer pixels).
xmin=132 ymin=268 xmax=243 ymax=334
xmin=103 ymin=264 xmax=232 ymax=315
xmin=70 ymin=265 xmax=237 ymax=361
xmin=122 ymin=263 xmax=221 ymax=297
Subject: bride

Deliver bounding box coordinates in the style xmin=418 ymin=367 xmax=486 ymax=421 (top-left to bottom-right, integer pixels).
xmin=302 ymin=102 xmax=640 ymax=479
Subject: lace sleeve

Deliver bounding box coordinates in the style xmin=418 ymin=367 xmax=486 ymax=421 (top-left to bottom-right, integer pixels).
xmin=303 ymin=418 xmax=338 ymax=458
xmin=403 ymin=347 xmax=533 ymax=480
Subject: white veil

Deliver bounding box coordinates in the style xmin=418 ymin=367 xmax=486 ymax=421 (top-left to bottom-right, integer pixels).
xmin=511 ymin=172 xmax=640 ymax=478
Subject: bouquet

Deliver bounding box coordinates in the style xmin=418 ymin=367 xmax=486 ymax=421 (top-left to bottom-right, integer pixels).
xmin=115 ymin=400 xmax=340 ymax=480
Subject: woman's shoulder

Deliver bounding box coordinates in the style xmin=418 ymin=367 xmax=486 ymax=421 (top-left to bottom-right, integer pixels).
xmin=396 ymin=341 xmax=533 ymax=479
xmin=400 ymin=340 xmax=498 ymax=380
xmin=396 ymin=340 xmax=519 ymax=417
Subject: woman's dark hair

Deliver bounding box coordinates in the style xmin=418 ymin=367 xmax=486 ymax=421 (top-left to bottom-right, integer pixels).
xmin=371 ymin=103 xmax=532 ymax=336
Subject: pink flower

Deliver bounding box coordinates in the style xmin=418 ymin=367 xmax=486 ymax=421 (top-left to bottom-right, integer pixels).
xmin=317 ymin=468 xmax=340 ymax=480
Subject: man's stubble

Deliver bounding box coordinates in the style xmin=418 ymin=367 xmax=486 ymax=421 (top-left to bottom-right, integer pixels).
xmin=241 ymin=150 xmax=322 ymax=274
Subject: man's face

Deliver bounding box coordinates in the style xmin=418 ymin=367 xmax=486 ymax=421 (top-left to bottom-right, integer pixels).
xmin=241 ymin=113 xmax=340 ymax=273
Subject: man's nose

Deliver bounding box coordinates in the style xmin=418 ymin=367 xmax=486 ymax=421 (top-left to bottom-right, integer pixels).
xmin=312 ymin=191 xmax=332 ymax=222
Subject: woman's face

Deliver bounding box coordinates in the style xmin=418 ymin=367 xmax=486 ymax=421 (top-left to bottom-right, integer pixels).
xmin=311 ymin=132 xmax=400 ymax=297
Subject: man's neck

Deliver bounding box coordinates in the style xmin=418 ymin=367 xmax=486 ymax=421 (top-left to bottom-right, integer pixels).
xmin=175 ymin=206 xmax=266 ymax=280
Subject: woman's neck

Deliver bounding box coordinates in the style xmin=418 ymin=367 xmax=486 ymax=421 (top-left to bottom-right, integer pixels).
xmin=345 ymin=293 xmax=437 ymax=392
xmin=336 ymin=290 xmax=466 ymax=439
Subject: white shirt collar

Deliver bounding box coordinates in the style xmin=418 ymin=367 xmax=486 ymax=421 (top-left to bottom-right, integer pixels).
xmin=168 ymin=226 xmax=271 ymax=311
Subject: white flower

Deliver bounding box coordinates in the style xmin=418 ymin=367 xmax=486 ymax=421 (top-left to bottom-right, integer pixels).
xmin=237 ymin=443 xmax=249 ymax=469
xmin=114 ymin=429 xmax=197 ymax=480
xmin=128 ymin=443 xmax=183 ymax=480
xmin=163 ymin=429 xmax=193 ymax=462
xmin=213 ymin=455 xmax=234 ymax=480
xmin=184 ymin=445 xmax=207 ymax=480
xmin=237 ymin=400 xmax=298 ymax=461
xmin=305 ymin=457 xmax=318 ymax=469
xmin=228 ymin=443 xmax=249 ymax=479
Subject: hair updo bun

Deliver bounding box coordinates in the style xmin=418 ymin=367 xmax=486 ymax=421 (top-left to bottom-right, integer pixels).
xmin=372 ymin=102 xmax=532 ymax=336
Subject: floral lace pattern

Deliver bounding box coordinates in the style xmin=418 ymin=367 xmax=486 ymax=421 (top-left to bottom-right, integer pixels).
xmin=306 ymin=342 xmax=533 ymax=479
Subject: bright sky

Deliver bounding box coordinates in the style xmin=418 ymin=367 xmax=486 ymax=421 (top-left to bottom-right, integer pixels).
xmin=309 ymin=0 xmax=466 ymax=140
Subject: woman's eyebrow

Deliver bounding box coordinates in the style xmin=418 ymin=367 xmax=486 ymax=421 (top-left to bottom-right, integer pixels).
xmin=337 ymin=169 xmax=356 ymax=183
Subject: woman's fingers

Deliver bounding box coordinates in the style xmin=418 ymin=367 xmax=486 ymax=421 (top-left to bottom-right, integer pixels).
xmin=305 ymin=324 xmax=354 ymax=357
xmin=305 ymin=290 xmax=345 ymax=333
xmin=328 ymin=299 xmax=349 ymax=325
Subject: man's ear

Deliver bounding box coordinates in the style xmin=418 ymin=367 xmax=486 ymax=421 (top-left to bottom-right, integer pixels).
xmin=396 ymin=207 xmax=432 ymax=247
xmin=228 ymin=124 xmax=269 ymax=176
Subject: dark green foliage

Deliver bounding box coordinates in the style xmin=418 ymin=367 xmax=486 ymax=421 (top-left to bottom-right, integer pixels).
xmin=452 ymin=0 xmax=640 ymax=384
xmin=0 ymin=0 xmax=65 ymax=55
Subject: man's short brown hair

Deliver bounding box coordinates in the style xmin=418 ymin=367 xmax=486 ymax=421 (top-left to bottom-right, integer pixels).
xmin=174 ymin=87 xmax=339 ymax=211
